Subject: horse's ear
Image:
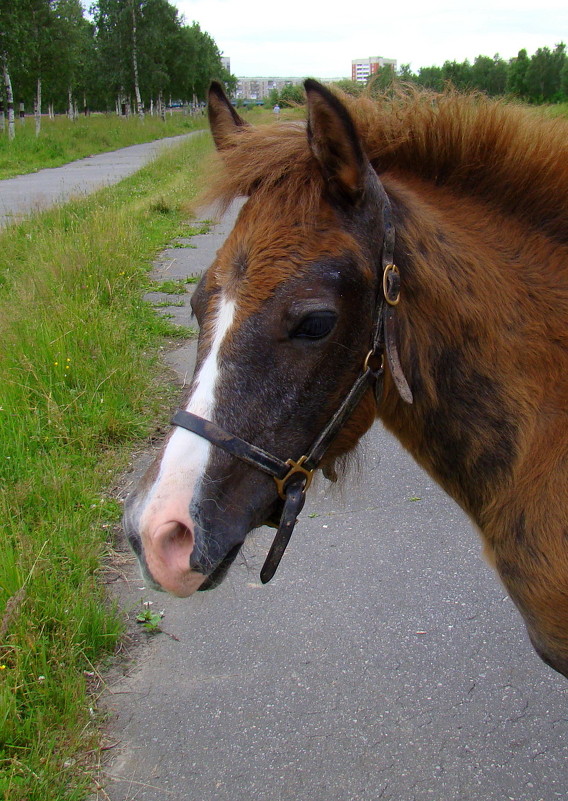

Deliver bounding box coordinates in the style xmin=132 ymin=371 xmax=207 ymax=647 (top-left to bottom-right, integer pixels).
xmin=208 ymin=81 xmax=249 ymax=151
xmin=305 ymin=79 xmax=368 ymax=203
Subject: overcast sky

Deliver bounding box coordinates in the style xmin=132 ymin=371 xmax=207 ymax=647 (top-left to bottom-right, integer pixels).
xmin=173 ymin=0 xmax=567 ymax=78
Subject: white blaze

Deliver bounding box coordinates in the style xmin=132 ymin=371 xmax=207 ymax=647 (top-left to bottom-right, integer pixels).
xmin=139 ymin=295 xmax=237 ymax=527
xmin=186 ymin=294 xmax=237 ymax=418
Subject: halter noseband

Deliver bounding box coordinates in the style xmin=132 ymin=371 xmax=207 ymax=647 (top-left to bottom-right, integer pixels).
xmin=171 ymin=195 xmax=412 ymax=584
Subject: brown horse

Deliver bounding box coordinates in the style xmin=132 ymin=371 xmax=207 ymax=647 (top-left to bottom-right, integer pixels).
xmin=123 ymin=80 xmax=568 ymax=679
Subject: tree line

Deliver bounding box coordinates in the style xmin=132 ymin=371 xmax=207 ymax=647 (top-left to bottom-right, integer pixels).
xmin=0 ymin=0 xmax=236 ymax=138
xmin=332 ymin=44 xmax=568 ymax=104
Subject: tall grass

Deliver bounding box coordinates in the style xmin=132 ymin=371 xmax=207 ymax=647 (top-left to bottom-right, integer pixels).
xmin=0 ymin=131 xmax=213 ymax=799
xmin=0 ymin=111 xmax=207 ymax=178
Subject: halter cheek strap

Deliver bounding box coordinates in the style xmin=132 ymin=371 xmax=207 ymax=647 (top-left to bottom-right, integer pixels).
xmin=171 ymin=194 xmax=412 ymax=583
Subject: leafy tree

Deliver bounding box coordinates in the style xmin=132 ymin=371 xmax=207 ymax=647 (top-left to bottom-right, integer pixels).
xmin=92 ymin=0 xmax=134 ymax=111
xmin=397 ymin=64 xmax=415 ymax=82
xmin=471 ymin=54 xmax=507 ymax=96
xmin=414 ymin=65 xmax=444 ymax=91
xmin=6 ymin=1 xmax=55 ymax=122
xmin=90 ymin=1 xmax=234 ymax=110
xmin=561 ymin=58 xmax=568 ymax=98
xmin=279 ymin=83 xmax=305 ymax=106
xmin=525 ymin=44 xmax=566 ymax=102
xmin=181 ymin=22 xmax=231 ymax=101
xmin=507 ymin=48 xmax=530 ymax=98
xmin=48 ymin=0 xmax=94 ymax=115
xmin=441 ymin=59 xmax=472 ymax=90
xmin=27 ymin=0 xmax=55 ymax=130
xmin=0 ymin=0 xmax=23 ymax=138
xmin=265 ymin=88 xmax=278 ymax=107
xmin=138 ymin=0 xmax=180 ymax=111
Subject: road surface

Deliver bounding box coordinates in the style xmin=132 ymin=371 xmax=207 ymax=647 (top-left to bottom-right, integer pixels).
xmin=0 ymin=132 xmax=200 ymax=229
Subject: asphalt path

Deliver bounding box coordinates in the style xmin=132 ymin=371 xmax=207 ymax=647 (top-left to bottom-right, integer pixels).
xmin=0 ymin=132 xmax=200 ymax=229
xmin=103 ymin=203 xmax=568 ymax=801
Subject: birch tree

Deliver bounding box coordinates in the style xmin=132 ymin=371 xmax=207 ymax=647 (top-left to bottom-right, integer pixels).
xmin=130 ymin=0 xmax=143 ymax=119
xmin=138 ymin=0 xmax=179 ymax=114
xmin=2 ymin=57 xmax=15 ymax=140
xmin=92 ymin=0 xmax=132 ymax=114
xmin=50 ymin=0 xmax=93 ymax=118
xmin=0 ymin=2 xmax=21 ymax=139
xmin=28 ymin=0 xmax=54 ymax=135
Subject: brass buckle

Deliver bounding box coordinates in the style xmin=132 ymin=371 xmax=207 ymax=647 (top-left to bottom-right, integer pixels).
xmin=383 ymin=263 xmax=400 ymax=306
xmin=274 ymin=456 xmax=314 ymax=500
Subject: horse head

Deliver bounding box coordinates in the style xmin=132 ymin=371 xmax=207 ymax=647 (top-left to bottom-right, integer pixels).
xmin=123 ymin=81 xmax=393 ymax=596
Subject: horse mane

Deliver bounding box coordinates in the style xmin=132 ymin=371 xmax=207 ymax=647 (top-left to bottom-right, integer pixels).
xmin=204 ymin=87 xmax=568 ymax=243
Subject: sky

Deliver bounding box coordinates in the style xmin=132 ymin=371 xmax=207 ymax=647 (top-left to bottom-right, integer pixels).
xmin=173 ymin=0 xmax=567 ymax=78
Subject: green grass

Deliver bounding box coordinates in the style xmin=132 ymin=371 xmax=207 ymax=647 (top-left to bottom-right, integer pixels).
xmin=544 ymin=102 xmax=568 ymax=118
xmin=0 ymin=111 xmax=207 ymax=179
xmin=150 ymin=276 xmax=201 ymax=294
xmin=0 ymin=131 xmax=213 ymax=799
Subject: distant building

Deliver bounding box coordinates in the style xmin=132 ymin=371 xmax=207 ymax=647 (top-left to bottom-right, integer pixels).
xmin=236 ymin=77 xmax=305 ymax=101
xmin=221 ymin=57 xmax=230 ymax=73
xmin=351 ymin=57 xmax=397 ymax=83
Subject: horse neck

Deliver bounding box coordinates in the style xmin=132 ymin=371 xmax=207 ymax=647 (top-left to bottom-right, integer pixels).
xmin=377 ymin=176 xmax=558 ymax=525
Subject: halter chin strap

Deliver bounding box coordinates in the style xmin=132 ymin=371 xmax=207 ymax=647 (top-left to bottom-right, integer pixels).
xmin=171 ymin=193 xmax=412 ymax=584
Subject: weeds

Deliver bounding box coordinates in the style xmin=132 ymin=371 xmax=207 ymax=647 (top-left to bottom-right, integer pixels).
xmin=152 ymin=299 xmax=185 ymax=308
xmin=149 ymin=275 xmax=200 ymax=294
xmin=135 ymin=601 xmax=164 ymax=633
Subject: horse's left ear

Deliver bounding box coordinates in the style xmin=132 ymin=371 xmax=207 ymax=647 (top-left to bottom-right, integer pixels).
xmin=305 ymin=79 xmax=369 ymax=204
xmin=208 ymin=81 xmax=249 ymax=151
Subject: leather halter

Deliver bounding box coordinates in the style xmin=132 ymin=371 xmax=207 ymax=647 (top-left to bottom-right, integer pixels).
xmin=171 ymin=193 xmax=413 ymax=584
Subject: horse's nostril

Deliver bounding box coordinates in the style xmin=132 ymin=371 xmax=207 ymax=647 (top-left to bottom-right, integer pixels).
xmin=144 ymin=519 xmax=205 ymax=597
xmin=169 ymin=523 xmax=192 ymax=546
xmin=156 ymin=520 xmax=193 ymax=561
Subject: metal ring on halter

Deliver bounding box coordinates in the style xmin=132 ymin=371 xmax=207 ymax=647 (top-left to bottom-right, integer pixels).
xmin=383 ymin=263 xmax=401 ymax=306
xmin=363 ymin=350 xmax=385 ymax=374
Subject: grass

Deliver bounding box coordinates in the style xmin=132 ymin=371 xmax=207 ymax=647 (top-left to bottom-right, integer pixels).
xmin=0 ymin=105 xmax=307 ymax=180
xmin=544 ymin=101 xmax=568 ymax=118
xmin=150 ymin=276 xmax=201 ymax=294
xmin=0 ymin=111 xmax=208 ymax=179
xmin=0 ymin=130 xmax=213 ymax=799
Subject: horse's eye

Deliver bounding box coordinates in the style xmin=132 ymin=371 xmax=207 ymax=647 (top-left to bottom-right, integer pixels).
xmin=291 ymin=312 xmax=337 ymax=340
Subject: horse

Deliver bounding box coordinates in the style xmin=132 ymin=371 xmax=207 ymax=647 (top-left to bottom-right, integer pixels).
xmin=123 ymin=79 xmax=568 ymax=679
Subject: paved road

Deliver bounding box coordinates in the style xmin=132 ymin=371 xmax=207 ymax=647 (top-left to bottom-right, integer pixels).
xmin=103 ymin=205 xmax=568 ymax=801
xmin=0 ymin=132 xmax=200 ymax=229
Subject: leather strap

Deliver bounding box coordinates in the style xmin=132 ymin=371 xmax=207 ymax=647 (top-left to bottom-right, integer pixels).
xmin=383 ymin=304 xmax=413 ymax=404
xmin=171 ymin=410 xmax=290 ymax=480
xmin=380 ymin=194 xmax=413 ymax=405
xmin=260 ymin=480 xmax=306 ymax=583
xmin=302 ymin=363 xmax=383 ymax=469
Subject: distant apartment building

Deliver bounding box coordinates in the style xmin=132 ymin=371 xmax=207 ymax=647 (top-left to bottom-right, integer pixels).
xmin=351 ymin=56 xmax=397 ymax=83
xmin=220 ymin=57 xmax=230 ymax=73
xmin=236 ymin=77 xmax=305 ymax=101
